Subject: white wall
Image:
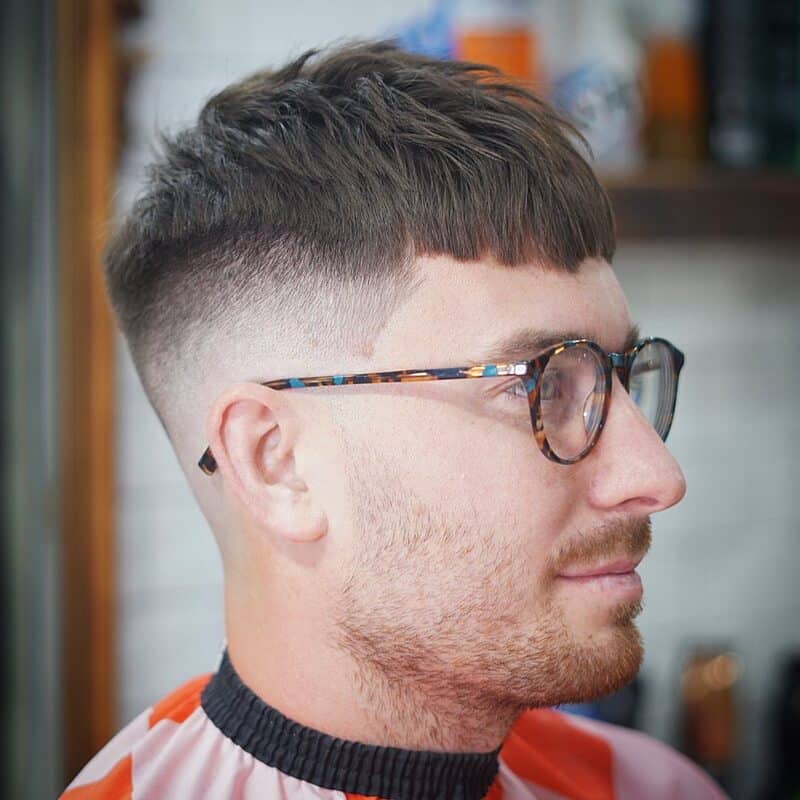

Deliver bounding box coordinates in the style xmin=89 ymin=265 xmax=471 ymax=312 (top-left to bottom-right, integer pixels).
xmin=615 ymin=241 xmax=800 ymax=797
xmin=114 ymin=4 xmax=800 ymax=797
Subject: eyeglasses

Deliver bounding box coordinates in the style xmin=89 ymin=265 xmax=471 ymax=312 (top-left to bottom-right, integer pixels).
xmin=198 ymin=337 xmax=684 ymax=475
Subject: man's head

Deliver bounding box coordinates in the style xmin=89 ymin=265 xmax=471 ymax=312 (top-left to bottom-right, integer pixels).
xmin=106 ymin=41 xmax=685 ymax=733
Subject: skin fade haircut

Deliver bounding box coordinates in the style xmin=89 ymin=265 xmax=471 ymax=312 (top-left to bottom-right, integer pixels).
xmin=104 ymin=41 xmax=615 ymax=433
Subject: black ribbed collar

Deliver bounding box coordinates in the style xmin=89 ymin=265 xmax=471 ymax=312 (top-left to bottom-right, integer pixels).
xmin=201 ymin=650 xmax=501 ymax=800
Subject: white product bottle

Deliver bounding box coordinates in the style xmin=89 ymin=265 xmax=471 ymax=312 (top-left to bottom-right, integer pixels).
xmin=540 ymin=0 xmax=643 ymax=170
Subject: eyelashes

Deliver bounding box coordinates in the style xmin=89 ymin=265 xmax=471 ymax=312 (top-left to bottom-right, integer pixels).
xmin=498 ymin=378 xmax=528 ymax=401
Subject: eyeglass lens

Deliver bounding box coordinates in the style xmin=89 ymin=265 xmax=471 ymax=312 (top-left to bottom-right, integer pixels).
xmin=538 ymin=340 xmax=677 ymax=462
xmin=539 ymin=345 xmax=606 ymax=461
xmin=628 ymin=340 xmax=677 ymax=440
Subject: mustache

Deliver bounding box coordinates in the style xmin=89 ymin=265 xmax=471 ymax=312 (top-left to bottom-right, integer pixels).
xmin=545 ymin=517 xmax=652 ymax=576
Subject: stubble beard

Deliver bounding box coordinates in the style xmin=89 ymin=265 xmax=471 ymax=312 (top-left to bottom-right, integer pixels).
xmin=332 ymin=447 xmax=649 ymax=751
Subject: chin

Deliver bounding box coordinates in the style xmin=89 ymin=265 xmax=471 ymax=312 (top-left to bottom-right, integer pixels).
xmin=548 ymin=606 xmax=645 ymax=708
xmin=504 ymin=603 xmax=645 ymax=712
xmin=569 ymin=618 xmax=644 ymax=705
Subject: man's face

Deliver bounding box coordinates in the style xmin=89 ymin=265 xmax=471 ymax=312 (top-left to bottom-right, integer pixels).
xmin=317 ymin=255 xmax=686 ymax=721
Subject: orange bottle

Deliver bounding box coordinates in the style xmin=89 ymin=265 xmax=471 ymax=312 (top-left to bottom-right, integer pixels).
xmin=641 ymin=3 xmax=705 ymax=161
xmin=453 ymin=0 xmax=540 ymax=84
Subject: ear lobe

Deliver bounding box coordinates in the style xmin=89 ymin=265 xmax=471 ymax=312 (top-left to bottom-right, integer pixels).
xmin=206 ymin=384 xmax=327 ymax=543
xmin=261 ymin=488 xmax=328 ymax=543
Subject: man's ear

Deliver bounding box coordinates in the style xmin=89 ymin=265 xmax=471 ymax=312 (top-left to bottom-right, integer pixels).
xmin=206 ymin=383 xmax=327 ymax=543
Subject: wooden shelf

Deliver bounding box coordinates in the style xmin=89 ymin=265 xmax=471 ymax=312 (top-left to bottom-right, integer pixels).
xmin=602 ymin=167 xmax=800 ymax=241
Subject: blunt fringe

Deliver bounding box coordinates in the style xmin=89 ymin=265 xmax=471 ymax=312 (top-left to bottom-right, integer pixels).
xmin=105 ymin=40 xmax=616 ymax=385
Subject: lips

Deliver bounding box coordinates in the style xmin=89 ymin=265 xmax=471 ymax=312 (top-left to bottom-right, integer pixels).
xmin=558 ymin=556 xmax=644 ymax=579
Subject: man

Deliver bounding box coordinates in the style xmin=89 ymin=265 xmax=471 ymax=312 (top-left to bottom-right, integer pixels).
xmin=62 ymin=42 xmax=725 ymax=800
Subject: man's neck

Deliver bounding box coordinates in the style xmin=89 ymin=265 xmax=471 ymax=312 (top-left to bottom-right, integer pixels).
xmin=224 ymin=592 xmax=520 ymax=755
xmin=202 ymin=647 xmax=503 ymax=800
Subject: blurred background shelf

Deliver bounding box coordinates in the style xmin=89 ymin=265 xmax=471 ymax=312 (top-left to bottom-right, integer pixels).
xmin=603 ymin=168 xmax=800 ymax=240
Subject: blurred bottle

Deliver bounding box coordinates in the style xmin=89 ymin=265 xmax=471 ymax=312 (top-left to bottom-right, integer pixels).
xmin=452 ymin=0 xmax=541 ymax=83
xmin=758 ymin=0 xmax=800 ymax=170
xmin=639 ymin=0 xmax=705 ymax=162
xmin=757 ymin=653 xmax=800 ymax=800
xmin=539 ymin=0 xmax=643 ymax=171
xmin=679 ymin=647 xmax=741 ymax=793
xmin=700 ymin=0 xmax=764 ymax=167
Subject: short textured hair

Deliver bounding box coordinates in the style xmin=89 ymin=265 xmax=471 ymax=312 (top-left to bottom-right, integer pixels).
xmin=105 ymin=40 xmax=615 ymax=432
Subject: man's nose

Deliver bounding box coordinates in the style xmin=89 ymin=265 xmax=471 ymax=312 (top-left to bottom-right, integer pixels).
xmin=585 ymin=374 xmax=687 ymax=515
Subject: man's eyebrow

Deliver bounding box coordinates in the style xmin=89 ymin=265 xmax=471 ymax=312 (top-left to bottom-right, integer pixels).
xmin=479 ymin=323 xmax=641 ymax=363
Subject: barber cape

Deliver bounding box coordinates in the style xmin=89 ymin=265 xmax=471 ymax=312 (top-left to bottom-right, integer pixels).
xmin=62 ymin=650 xmax=726 ymax=800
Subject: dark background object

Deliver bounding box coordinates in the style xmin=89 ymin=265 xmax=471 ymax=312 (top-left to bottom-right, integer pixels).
xmin=759 ymin=0 xmax=800 ymax=168
xmin=757 ymin=652 xmax=800 ymax=800
xmin=603 ymin=167 xmax=800 ymax=240
xmin=701 ymin=0 xmax=763 ymax=167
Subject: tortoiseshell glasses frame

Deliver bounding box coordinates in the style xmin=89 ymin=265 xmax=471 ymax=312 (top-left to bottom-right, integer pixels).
xmin=197 ymin=337 xmax=684 ymax=475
